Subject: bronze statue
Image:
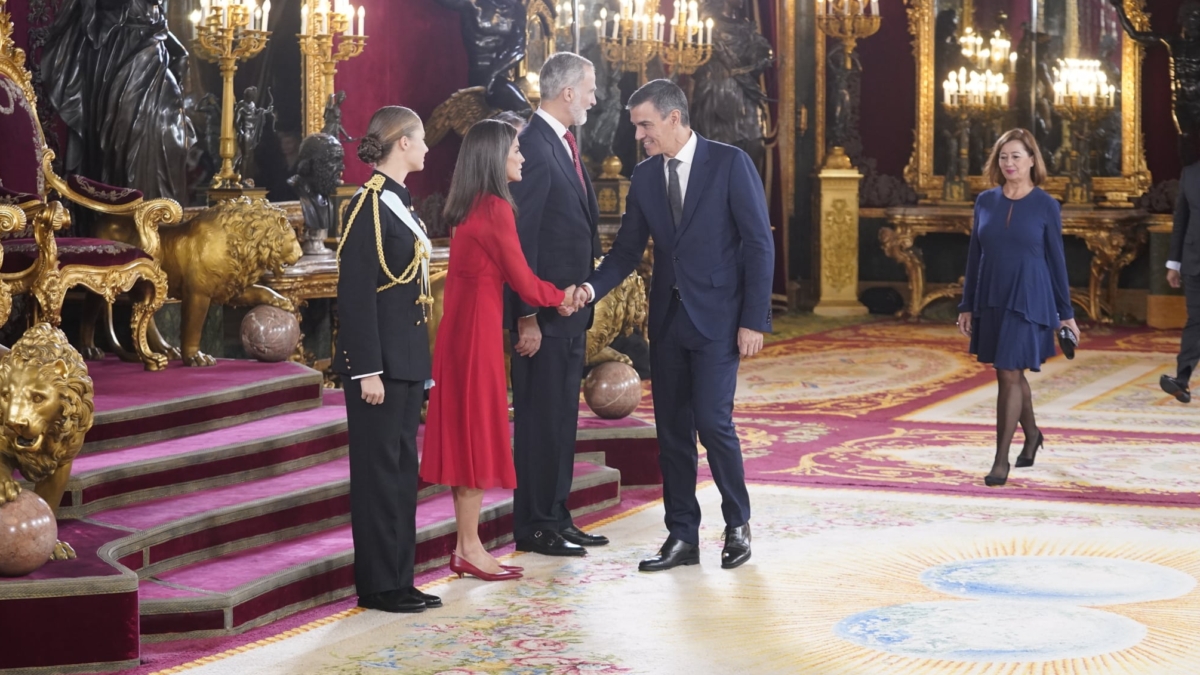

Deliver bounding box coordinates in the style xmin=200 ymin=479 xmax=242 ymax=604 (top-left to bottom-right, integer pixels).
xmin=0 ymin=323 xmax=95 ymax=562
xmin=690 ymin=0 xmax=774 ymax=175
xmin=322 ymin=91 xmax=354 ymax=141
xmin=1111 ymin=0 xmax=1200 ymax=164
xmin=434 ymin=0 xmax=532 ymax=114
xmin=40 ymin=0 xmax=195 ymax=203
xmin=288 ymin=133 xmax=345 ymax=258
xmin=234 ymin=86 xmax=275 ymax=185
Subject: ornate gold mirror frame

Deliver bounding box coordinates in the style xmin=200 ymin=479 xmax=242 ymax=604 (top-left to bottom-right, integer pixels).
xmin=902 ymin=0 xmax=1151 ymax=203
xmin=520 ymin=0 xmax=557 ymax=82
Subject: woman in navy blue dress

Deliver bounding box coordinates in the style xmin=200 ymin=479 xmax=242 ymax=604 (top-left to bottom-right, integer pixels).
xmin=956 ymin=129 xmax=1081 ymax=487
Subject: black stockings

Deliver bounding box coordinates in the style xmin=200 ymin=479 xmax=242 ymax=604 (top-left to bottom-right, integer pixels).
xmin=991 ymin=369 xmax=1039 ymax=480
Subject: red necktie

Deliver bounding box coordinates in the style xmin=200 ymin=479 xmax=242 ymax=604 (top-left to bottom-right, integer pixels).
xmin=563 ymin=130 xmax=587 ymax=193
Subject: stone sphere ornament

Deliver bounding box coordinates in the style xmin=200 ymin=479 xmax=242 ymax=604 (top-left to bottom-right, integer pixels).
xmin=0 ymin=490 xmax=58 ymax=577
xmin=241 ymin=305 xmax=301 ymax=362
xmin=583 ymin=361 xmax=642 ymax=419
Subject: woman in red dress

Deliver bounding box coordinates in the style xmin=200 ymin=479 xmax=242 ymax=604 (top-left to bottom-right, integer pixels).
xmin=420 ymin=120 xmax=579 ymax=580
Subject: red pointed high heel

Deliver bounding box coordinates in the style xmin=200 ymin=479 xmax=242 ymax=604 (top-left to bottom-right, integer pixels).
xmin=449 ymin=553 xmax=523 ymax=581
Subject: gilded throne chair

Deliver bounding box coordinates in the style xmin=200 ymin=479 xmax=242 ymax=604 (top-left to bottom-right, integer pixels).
xmin=0 ymin=13 xmax=178 ymax=370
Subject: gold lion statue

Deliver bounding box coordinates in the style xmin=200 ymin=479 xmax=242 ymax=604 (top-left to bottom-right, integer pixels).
xmin=586 ymin=265 xmax=648 ymax=367
xmin=89 ymin=197 xmax=304 ymax=366
xmin=0 ymin=323 xmax=95 ymax=561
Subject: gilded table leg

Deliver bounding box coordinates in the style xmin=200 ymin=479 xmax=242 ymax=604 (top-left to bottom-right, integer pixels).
xmin=132 ymin=271 xmax=169 ymax=371
xmin=879 ymin=225 xmax=926 ymax=319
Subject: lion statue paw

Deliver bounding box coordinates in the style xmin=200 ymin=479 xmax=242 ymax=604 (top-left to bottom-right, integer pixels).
xmin=51 ymin=540 xmax=76 ymax=560
xmin=0 ymin=476 xmax=20 ymax=506
xmin=184 ymin=351 xmax=217 ymax=368
xmin=81 ymin=345 xmax=106 ymax=361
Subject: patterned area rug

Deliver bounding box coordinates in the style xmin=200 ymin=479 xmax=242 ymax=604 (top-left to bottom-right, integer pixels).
xmin=170 ymin=484 xmax=1200 ymax=675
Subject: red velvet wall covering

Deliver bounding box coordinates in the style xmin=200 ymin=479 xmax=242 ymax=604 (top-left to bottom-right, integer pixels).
xmin=333 ymin=0 xmax=469 ymax=199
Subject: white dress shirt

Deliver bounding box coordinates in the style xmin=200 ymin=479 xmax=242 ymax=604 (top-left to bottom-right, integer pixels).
xmin=663 ymin=130 xmax=697 ymax=204
xmin=535 ymin=107 xmax=574 ymax=159
xmin=582 ymin=131 xmax=698 ymax=304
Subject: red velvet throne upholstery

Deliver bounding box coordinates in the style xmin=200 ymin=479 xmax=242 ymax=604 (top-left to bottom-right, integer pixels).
xmin=0 ymin=9 xmax=178 ymax=370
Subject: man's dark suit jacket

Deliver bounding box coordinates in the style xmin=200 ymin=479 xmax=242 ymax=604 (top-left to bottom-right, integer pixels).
xmin=588 ymin=133 xmax=774 ymax=341
xmin=1173 ymin=162 xmax=1200 ymax=274
xmin=506 ymin=113 xmax=601 ymax=337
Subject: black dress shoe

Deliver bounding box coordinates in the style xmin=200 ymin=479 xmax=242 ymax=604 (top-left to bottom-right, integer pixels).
xmin=515 ymin=530 xmax=587 ymax=557
xmin=638 ymin=535 xmax=700 ymax=572
xmin=358 ymin=590 xmax=426 ymax=613
xmin=405 ymin=587 xmax=442 ymax=608
xmin=1161 ymin=374 xmax=1192 ymax=403
xmin=561 ymin=525 xmax=609 ymax=547
xmin=721 ymin=523 xmax=751 ymax=569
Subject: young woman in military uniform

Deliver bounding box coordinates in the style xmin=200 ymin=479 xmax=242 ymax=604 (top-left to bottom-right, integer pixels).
xmin=334 ymin=106 xmax=441 ymax=613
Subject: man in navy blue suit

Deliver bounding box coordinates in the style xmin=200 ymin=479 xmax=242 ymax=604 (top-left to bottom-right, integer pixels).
xmin=580 ymin=79 xmax=774 ymax=571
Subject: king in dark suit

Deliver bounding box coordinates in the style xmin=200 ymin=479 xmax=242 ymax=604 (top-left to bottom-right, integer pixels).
xmin=583 ymin=79 xmax=775 ymax=571
xmin=1162 ymin=161 xmax=1200 ymax=403
xmin=507 ymin=53 xmax=607 ymax=556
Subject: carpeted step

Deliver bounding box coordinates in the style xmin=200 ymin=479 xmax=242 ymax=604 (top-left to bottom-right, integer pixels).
xmin=94 ymin=457 xmax=448 ymax=579
xmin=84 ymin=358 xmax=325 ymax=454
xmin=61 ymin=394 xmax=348 ymax=518
xmin=136 ymin=461 xmax=621 ymax=640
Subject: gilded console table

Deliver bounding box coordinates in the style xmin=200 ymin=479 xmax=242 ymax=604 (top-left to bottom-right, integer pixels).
xmin=880 ymin=205 xmax=1147 ymax=322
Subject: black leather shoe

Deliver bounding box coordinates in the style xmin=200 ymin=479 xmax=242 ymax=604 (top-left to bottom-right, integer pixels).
xmin=561 ymin=525 xmax=609 ymax=547
xmin=358 ymin=590 xmax=426 ymax=613
xmin=405 ymin=587 xmax=442 ymax=608
xmin=1161 ymin=374 xmax=1192 ymax=403
xmin=721 ymin=523 xmax=751 ymax=569
xmin=638 ymin=535 xmax=700 ymax=572
xmin=515 ymin=530 xmax=587 ymax=557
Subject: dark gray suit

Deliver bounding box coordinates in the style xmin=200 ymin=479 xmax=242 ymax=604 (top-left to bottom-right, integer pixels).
xmin=1171 ymin=162 xmax=1200 ymax=382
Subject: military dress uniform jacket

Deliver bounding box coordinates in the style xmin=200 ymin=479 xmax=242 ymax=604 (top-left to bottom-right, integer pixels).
xmin=333 ymin=172 xmax=432 ymax=383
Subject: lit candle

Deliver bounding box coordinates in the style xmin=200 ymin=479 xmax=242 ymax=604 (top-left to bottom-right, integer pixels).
xmin=301 ymin=3 xmax=308 ymax=34
xmin=612 ymin=13 xmax=619 ymax=38
xmin=870 ymin=0 xmax=878 ymax=16
xmin=254 ymin=6 xmax=262 ymax=29
xmin=357 ymin=5 xmax=365 ymax=35
xmin=189 ymin=9 xmax=201 ymax=38
xmin=262 ymin=0 xmax=270 ymax=29
xmin=705 ymin=17 xmax=713 ymax=44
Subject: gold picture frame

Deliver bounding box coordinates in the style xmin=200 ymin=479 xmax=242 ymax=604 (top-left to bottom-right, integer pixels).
xmin=902 ymin=0 xmax=1152 ymax=203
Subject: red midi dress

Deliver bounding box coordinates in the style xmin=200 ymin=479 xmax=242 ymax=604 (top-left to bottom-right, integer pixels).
xmin=419 ymin=195 xmax=566 ymax=489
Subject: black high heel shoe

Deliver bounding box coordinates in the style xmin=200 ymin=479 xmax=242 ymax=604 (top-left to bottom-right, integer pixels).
xmin=984 ymin=464 xmax=1010 ymax=487
xmin=1015 ymin=431 xmax=1044 ymax=468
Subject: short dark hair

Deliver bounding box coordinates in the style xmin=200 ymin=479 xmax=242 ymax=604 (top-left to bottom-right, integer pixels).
xmin=626 ymin=78 xmax=690 ymax=127
xmin=442 ymin=119 xmax=518 ymax=229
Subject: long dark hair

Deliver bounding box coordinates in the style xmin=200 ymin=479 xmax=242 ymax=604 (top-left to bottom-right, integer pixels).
xmin=442 ymin=119 xmax=518 ymax=229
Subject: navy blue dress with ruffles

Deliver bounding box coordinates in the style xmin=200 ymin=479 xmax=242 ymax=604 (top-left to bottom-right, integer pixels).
xmin=958 ymin=186 xmax=1074 ymax=371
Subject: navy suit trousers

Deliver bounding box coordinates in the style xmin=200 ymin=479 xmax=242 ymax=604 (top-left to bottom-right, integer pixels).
xmin=650 ymin=294 xmax=751 ymax=545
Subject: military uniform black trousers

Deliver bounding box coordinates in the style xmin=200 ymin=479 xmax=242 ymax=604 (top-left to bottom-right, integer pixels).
xmin=345 ymin=376 xmax=423 ymax=597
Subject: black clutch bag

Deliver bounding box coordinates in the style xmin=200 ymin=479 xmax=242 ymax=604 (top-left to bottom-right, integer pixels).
xmin=1057 ymin=326 xmax=1077 ymax=360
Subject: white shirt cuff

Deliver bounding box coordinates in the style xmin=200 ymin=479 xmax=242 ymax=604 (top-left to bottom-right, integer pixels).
xmin=350 ymin=371 xmax=383 ymax=380
xmin=1167 ymin=260 xmax=1182 ymax=272
xmin=582 ymin=283 xmax=595 ymax=303
xmin=520 ymin=313 xmax=537 ymax=319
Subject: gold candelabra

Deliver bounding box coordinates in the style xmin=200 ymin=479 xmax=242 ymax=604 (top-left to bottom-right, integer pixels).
xmin=298 ymin=0 xmax=367 ymax=136
xmin=659 ymin=1 xmax=713 ymax=75
xmin=940 ymin=66 xmax=1008 ymax=201
xmin=191 ymin=0 xmax=272 ymax=189
xmin=596 ymin=0 xmax=663 ymax=79
xmin=816 ymin=0 xmax=881 ymax=70
xmin=1053 ymin=59 xmax=1115 ymax=204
